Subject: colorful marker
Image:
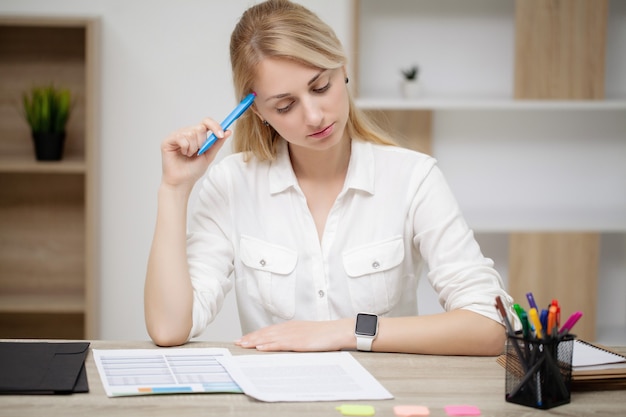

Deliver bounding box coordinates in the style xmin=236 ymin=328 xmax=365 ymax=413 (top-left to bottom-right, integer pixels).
xmin=559 ymin=311 xmax=583 ymax=335
xmin=526 ymin=292 xmax=538 ymax=310
xmin=495 ymin=296 xmax=515 ymax=336
xmin=528 ymin=307 xmax=543 ymax=339
xmin=513 ymin=303 xmax=525 ymax=320
xmin=519 ymin=310 xmax=531 ymax=339
xmin=547 ymin=305 xmax=558 ymax=337
xmin=540 ymin=309 xmax=549 ymax=331
xmin=551 ymin=299 xmax=561 ymax=327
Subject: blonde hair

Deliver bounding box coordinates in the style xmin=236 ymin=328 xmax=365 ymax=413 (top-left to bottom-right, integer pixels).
xmin=230 ymin=0 xmax=396 ymax=161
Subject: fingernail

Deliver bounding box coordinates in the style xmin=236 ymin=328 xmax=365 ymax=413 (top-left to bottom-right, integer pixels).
xmin=217 ymin=130 xmax=224 ymax=138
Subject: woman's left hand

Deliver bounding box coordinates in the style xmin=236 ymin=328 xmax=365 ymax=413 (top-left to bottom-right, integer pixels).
xmin=234 ymin=319 xmax=354 ymax=352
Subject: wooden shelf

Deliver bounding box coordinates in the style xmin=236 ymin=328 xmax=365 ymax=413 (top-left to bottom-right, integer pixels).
xmin=0 ymin=294 xmax=84 ymax=314
xmin=0 ymin=16 xmax=98 ymax=339
xmin=0 ymin=154 xmax=86 ymax=173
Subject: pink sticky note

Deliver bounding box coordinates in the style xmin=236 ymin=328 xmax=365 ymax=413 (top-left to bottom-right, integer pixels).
xmin=393 ymin=405 xmax=430 ymax=416
xmin=444 ymin=405 xmax=481 ymax=416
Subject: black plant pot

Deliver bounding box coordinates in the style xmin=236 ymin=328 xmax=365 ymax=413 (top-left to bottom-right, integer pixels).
xmin=32 ymin=131 xmax=66 ymax=161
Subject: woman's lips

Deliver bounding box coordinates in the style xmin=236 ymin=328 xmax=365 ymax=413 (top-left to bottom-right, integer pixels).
xmin=309 ymin=123 xmax=334 ymax=139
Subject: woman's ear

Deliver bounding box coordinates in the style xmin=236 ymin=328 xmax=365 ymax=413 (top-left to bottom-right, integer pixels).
xmin=251 ymin=105 xmax=264 ymax=122
xmin=251 ymin=106 xmax=270 ymax=127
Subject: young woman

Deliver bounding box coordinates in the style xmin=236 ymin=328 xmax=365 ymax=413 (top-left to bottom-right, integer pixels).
xmin=145 ymin=0 xmax=514 ymax=355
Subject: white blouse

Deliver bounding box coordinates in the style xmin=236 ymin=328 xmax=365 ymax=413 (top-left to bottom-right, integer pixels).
xmin=186 ymin=139 xmax=512 ymax=339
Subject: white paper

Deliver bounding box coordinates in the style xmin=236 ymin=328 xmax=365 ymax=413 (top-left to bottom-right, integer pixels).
xmin=93 ymin=348 xmax=242 ymax=397
xmin=572 ymin=340 xmax=626 ymax=369
xmin=216 ymin=351 xmax=393 ymax=402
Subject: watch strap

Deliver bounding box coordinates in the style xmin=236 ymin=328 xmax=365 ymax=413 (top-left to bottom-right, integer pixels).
xmin=356 ymin=335 xmax=374 ymax=351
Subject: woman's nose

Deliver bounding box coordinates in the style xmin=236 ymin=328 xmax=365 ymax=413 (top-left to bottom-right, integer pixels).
xmin=301 ymin=96 xmax=323 ymax=127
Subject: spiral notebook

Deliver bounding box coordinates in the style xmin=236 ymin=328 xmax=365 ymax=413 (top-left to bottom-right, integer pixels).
xmin=573 ymin=339 xmax=626 ymax=370
xmin=570 ymin=340 xmax=626 ymax=390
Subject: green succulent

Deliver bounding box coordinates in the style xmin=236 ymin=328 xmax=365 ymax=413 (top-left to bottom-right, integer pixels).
xmin=401 ymin=66 xmax=419 ymax=81
xmin=22 ymin=85 xmax=71 ymax=134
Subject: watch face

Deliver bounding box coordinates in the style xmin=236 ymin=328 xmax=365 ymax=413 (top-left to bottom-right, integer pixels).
xmin=356 ymin=313 xmax=378 ymax=336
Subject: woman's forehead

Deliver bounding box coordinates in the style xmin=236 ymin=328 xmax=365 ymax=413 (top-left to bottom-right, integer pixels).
xmin=253 ymin=58 xmax=326 ymax=98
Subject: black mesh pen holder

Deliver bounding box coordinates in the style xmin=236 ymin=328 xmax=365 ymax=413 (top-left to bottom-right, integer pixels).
xmin=505 ymin=333 xmax=574 ymax=409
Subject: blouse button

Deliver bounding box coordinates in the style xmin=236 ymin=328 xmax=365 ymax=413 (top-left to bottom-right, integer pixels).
xmin=372 ymin=261 xmax=380 ymax=269
xmin=259 ymin=259 xmax=266 ymax=267
xmin=318 ymin=290 xmax=325 ymax=298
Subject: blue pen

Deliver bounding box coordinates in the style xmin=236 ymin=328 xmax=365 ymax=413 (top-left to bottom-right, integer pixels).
xmin=197 ymin=92 xmax=256 ymax=155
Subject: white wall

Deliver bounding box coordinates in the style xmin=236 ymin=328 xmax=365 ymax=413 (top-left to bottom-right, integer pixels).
xmin=0 ymin=0 xmax=354 ymax=342
xmin=1 ymin=0 xmax=624 ymax=344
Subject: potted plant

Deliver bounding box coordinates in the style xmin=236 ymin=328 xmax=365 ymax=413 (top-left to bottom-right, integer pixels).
xmin=22 ymin=85 xmax=71 ymax=161
xmin=400 ymin=65 xmax=420 ymax=99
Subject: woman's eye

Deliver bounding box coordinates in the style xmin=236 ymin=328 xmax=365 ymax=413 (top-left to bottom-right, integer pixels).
xmin=313 ymin=82 xmax=331 ymax=94
xmin=276 ymin=102 xmax=294 ymax=114
xmin=274 ymin=80 xmax=330 ymax=114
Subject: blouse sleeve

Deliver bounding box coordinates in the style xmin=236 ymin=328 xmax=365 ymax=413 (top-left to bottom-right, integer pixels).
xmin=410 ymin=161 xmax=515 ymax=325
xmin=186 ymin=163 xmax=236 ymax=340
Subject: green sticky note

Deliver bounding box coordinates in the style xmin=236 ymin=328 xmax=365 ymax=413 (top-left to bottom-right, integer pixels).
xmin=336 ymin=404 xmax=376 ymax=416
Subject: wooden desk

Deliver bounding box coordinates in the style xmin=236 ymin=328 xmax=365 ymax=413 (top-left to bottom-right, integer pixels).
xmin=1 ymin=341 xmax=625 ymax=417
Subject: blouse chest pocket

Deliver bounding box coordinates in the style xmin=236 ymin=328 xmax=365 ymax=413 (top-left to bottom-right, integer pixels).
xmin=342 ymin=236 xmax=405 ymax=315
xmin=240 ymin=235 xmax=298 ymax=319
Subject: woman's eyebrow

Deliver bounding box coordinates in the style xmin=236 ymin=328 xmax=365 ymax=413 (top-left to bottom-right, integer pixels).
xmin=265 ymin=93 xmax=290 ymax=102
xmin=265 ymin=69 xmax=327 ymax=102
xmin=307 ymin=69 xmax=326 ymax=86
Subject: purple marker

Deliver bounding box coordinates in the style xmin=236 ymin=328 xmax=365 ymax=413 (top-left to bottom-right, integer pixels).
xmin=526 ymin=292 xmax=538 ymax=310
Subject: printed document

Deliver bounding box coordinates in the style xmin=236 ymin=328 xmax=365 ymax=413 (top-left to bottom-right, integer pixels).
xmin=93 ymin=348 xmax=242 ymax=397
xmin=217 ymin=351 xmax=394 ymax=402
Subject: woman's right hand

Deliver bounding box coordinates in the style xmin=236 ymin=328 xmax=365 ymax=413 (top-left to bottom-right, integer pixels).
xmin=160 ymin=117 xmax=232 ymax=189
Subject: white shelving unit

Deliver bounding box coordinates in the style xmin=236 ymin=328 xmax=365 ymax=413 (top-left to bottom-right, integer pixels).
xmin=356 ymin=98 xmax=626 ymax=111
xmin=353 ymin=0 xmax=626 ymax=233
xmin=353 ymin=0 xmax=626 ymax=344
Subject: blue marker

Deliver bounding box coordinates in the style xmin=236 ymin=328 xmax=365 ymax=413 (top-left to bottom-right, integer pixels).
xmin=197 ymin=92 xmax=256 ymax=155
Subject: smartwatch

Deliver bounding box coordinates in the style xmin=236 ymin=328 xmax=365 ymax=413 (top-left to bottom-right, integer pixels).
xmin=355 ymin=313 xmax=378 ymax=351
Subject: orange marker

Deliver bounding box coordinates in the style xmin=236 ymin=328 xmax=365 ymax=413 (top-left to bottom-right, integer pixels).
xmin=547 ymin=305 xmax=558 ymax=337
